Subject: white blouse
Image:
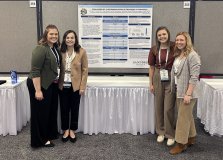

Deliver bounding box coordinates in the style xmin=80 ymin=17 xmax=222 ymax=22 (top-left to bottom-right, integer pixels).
xmin=173 ymin=57 xmax=182 ymax=85
xmin=65 ymin=49 xmax=76 ymax=72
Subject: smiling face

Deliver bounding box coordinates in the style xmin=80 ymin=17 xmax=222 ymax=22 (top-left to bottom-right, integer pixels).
xmin=157 ymin=29 xmax=169 ymax=44
xmin=175 ymin=35 xmax=186 ymax=50
xmin=65 ymin=32 xmax=75 ymax=47
xmin=47 ymin=28 xmax=59 ymax=47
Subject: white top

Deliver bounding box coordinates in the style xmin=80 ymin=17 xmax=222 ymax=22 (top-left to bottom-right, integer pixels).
xmin=173 ymin=57 xmax=182 ymax=85
xmin=65 ymin=49 xmax=76 ymax=72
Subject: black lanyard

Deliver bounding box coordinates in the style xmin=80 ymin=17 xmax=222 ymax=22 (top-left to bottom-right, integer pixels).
xmin=50 ymin=47 xmax=60 ymax=66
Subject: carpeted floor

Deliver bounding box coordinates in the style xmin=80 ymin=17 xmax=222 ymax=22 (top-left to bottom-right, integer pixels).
xmin=0 ymin=118 xmax=222 ymax=160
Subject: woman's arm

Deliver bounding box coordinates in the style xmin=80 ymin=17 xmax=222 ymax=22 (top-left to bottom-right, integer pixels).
xmin=184 ymin=83 xmax=195 ymax=104
xmin=32 ymin=77 xmax=44 ymax=100
xmin=148 ymin=47 xmax=156 ymax=94
xmin=30 ymin=46 xmax=46 ymax=100
xmin=149 ymin=66 xmax=155 ymax=93
xmin=184 ymin=52 xmax=201 ymax=104
xmin=79 ymin=49 xmax=88 ymax=95
xmin=58 ymin=53 xmax=65 ymax=90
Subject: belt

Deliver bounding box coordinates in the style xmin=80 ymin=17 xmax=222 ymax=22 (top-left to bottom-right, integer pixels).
xmin=155 ymin=67 xmax=171 ymax=71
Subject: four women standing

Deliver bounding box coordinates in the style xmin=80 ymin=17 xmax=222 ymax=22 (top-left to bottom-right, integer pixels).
xmin=27 ymin=24 xmax=200 ymax=155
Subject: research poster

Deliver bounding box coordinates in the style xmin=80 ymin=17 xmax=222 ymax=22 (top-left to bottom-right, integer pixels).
xmin=78 ymin=4 xmax=153 ymax=68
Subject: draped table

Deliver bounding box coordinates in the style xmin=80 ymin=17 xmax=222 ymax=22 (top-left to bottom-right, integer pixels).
xmin=58 ymin=76 xmax=155 ymax=135
xmin=0 ymin=77 xmax=30 ymax=136
xmin=0 ymin=75 xmax=154 ymax=136
xmin=197 ymin=78 xmax=223 ymax=136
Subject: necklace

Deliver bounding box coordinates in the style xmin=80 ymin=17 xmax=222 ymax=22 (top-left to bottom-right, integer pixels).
xmin=67 ymin=50 xmax=73 ymax=57
xmin=173 ymin=56 xmax=183 ymax=74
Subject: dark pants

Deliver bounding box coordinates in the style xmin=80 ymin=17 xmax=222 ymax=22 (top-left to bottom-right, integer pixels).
xmin=59 ymin=88 xmax=81 ymax=131
xmin=27 ymin=78 xmax=59 ymax=148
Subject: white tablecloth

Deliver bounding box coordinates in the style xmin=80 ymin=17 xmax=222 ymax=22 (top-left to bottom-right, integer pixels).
xmin=58 ymin=75 xmax=155 ymax=135
xmin=0 ymin=77 xmax=30 ymax=136
xmin=0 ymin=75 xmax=154 ymax=136
xmin=197 ymin=78 xmax=223 ymax=136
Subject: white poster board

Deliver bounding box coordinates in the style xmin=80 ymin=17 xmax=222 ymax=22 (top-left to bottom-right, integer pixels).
xmin=78 ymin=4 xmax=153 ymax=68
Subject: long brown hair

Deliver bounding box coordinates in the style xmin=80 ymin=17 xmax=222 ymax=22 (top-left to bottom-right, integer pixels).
xmin=38 ymin=24 xmax=60 ymax=47
xmin=174 ymin=32 xmax=194 ymax=57
xmin=154 ymin=26 xmax=171 ymax=55
xmin=60 ymin=30 xmax=81 ymax=53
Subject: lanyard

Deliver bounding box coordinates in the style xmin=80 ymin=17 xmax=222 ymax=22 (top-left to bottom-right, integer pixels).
xmin=50 ymin=47 xmax=60 ymax=66
xmin=158 ymin=48 xmax=169 ymax=67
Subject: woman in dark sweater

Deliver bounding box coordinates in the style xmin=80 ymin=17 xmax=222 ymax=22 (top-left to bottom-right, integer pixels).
xmin=27 ymin=24 xmax=61 ymax=148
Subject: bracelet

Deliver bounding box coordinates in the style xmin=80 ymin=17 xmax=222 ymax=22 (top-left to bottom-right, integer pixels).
xmin=185 ymin=94 xmax=192 ymax=97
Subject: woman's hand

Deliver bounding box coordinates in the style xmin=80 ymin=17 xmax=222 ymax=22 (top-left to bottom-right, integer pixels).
xmin=150 ymin=84 xmax=155 ymax=94
xmin=79 ymin=90 xmax=85 ymax=95
xmin=184 ymin=95 xmax=191 ymax=104
xmin=58 ymin=85 xmax=63 ymax=91
xmin=35 ymin=90 xmax=44 ymax=101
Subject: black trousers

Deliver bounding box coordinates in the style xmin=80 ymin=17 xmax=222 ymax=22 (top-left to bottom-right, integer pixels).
xmin=27 ymin=78 xmax=59 ymax=148
xmin=59 ymin=88 xmax=81 ymax=131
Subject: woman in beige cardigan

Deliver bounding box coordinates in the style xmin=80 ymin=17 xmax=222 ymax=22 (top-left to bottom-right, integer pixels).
xmin=58 ymin=30 xmax=88 ymax=143
xmin=170 ymin=32 xmax=201 ymax=155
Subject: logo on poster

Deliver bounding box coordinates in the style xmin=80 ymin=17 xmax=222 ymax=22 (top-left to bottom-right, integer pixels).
xmin=81 ymin=8 xmax=87 ymax=15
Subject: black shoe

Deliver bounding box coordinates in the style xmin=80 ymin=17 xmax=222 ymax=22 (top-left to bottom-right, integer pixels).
xmin=70 ymin=136 xmax=77 ymax=143
xmin=62 ymin=136 xmax=69 ymax=142
xmin=44 ymin=142 xmax=55 ymax=147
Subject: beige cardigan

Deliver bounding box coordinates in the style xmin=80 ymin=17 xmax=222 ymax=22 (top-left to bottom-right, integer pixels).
xmin=171 ymin=51 xmax=201 ymax=98
xmin=58 ymin=48 xmax=88 ymax=91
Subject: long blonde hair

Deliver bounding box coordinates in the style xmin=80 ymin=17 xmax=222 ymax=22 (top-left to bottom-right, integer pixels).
xmin=174 ymin=32 xmax=194 ymax=57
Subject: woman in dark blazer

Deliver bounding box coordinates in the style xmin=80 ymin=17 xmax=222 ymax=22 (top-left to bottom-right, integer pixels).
xmin=58 ymin=30 xmax=88 ymax=143
xmin=27 ymin=24 xmax=61 ymax=148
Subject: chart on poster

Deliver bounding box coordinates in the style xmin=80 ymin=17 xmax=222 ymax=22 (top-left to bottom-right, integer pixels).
xmin=78 ymin=4 xmax=153 ymax=68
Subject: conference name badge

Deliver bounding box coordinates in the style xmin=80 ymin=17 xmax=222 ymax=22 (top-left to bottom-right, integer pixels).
xmin=64 ymin=72 xmax=71 ymax=83
xmin=160 ymin=69 xmax=169 ymax=82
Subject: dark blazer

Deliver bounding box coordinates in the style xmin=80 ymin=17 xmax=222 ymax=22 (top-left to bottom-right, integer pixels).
xmin=28 ymin=44 xmax=60 ymax=89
